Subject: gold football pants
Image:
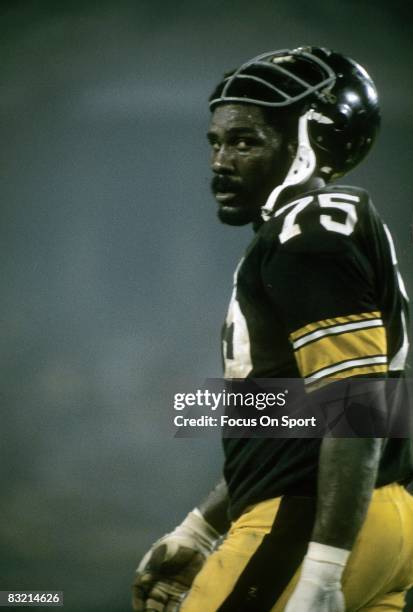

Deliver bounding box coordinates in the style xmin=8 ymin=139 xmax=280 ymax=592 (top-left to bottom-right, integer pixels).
xmin=181 ymin=483 xmax=413 ymax=611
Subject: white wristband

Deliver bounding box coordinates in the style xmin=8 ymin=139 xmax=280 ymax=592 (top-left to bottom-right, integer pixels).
xmin=178 ymin=509 xmax=220 ymax=555
xmin=299 ymin=542 xmax=350 ymax=587
xmin=307 ymin=542 xmax=350 ymax=567
xmin=136 ymin=509 xmax=219 ymax=573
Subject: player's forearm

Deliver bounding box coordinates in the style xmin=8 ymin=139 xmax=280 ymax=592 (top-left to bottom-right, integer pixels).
xmin=198 ymin=478 xmax=230 ymax=535
xmin=312 ymin=437 xmax=382 ymax=550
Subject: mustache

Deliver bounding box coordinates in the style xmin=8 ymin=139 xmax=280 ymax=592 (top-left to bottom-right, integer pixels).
xmin=211 ymin=175 xmax=241 ymax=193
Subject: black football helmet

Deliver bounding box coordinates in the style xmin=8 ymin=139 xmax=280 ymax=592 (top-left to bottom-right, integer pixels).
xmin=209 ymin=47 xmax=380 ymax=216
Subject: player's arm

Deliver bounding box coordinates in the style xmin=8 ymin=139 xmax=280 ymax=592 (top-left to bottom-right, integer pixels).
xmin=313 ymin=436 xmax=383 ymax=549
xmin=132 ymin=478 xmax=229 ymax=611
xmin=286 ymin=434 xmax=383 ymax=612
xmin=312 ymin=375 xmax=388 ymax=549
xmin=263 ymin=199 xmax=393 ymax=611
xmin=198 ymin=477 xmax=231 ymax=533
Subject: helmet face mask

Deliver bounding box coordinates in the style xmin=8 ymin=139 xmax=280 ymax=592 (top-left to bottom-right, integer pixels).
xmin=209 ymin=47 xmax=381 ymax=182
xmin=210 ymin=48 xmax=337 ymax=109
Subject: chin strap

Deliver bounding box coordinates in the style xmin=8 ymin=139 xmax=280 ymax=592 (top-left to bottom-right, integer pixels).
xmin=261 ymin=109 xmax=317 ymax=222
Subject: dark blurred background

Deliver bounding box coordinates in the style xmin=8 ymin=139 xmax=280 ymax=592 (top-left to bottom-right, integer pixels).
xmin=0 ymin=1 xmax=412 ymax=611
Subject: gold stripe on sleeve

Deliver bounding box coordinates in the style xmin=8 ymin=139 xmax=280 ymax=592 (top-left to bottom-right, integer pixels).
xmin=294 ymin=326 xmax=387 ymax=379
xmin=290 ymin=311 xmax=381 ymax=342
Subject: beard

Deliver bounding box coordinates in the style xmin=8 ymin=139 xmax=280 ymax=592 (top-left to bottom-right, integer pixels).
xmin=211 ymin=174 xmax=260 ymax=226
xmin=217 ymin=204 xmax=257 ymax=226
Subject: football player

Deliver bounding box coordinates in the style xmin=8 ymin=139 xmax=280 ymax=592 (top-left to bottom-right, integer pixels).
xmin=132 ymin=47 xmax=413 ymax=611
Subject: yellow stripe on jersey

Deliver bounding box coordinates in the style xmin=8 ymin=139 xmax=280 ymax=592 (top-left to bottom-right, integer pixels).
xmin=290 ymin=311 xmax=381 ymax=342
xmin=289 ymin=311 xmax=388 ymax=387
xmin=295 ymin=327 xmax=387 ymax=378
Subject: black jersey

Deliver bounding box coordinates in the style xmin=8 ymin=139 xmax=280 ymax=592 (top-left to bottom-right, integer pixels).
xmin=222 ymin=185 xmax=412 ymax=519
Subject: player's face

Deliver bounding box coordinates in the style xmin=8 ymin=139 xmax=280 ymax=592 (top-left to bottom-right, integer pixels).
xmin=208 ymin=104 xmax=287 ymax=226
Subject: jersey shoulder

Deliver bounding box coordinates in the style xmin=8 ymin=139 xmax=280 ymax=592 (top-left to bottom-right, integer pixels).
xmin=257 ymin=184 xmax=376 ymax=256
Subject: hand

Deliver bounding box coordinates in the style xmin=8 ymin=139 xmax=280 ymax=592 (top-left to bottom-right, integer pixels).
xmin=284 ymin=578 xmax=345 ymax=612
xmin=132 ymin=510 xmax=219 ymax=611
xmin=284 ymin=542 xmax=348 ymax=612
xmin=132 ymin=542 xmax=205 ymax=611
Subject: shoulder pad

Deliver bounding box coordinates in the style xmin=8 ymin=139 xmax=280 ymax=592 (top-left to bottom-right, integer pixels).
xmin=259 ymin=185 xmax=372 ymax=253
